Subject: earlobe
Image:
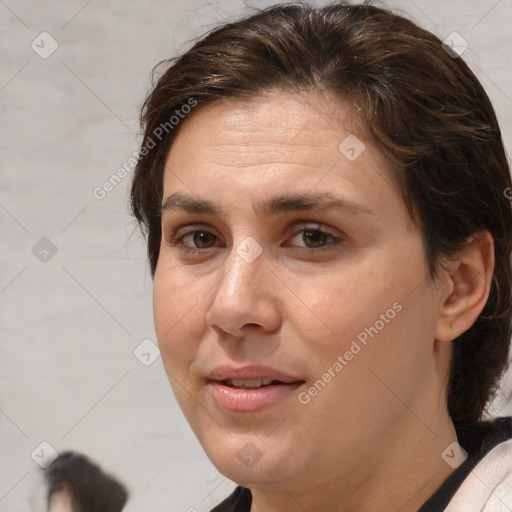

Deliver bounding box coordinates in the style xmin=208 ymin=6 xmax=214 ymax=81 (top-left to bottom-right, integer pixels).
xmin=435 ymin=231 xmax=494 ymax=342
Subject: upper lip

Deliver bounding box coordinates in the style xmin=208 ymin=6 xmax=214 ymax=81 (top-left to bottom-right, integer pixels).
xmin=207 ymin=365 xmax=304 ymax=384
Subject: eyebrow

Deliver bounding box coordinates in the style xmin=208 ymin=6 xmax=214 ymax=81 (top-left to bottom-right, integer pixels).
xmin=161 ymin=192 xmax=375 ymax=217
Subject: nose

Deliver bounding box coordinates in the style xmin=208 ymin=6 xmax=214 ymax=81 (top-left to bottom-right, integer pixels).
xmin=205 ymin=242 xmax=282 ymax=338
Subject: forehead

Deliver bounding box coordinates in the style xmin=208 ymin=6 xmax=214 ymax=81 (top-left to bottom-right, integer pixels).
xmin=162 ymin=90 xmax=403 ymax=219
xmin=168 ymin=90 xmax=391 ymax=165
xmin=167 ymin=91 xmax=362 ymax=167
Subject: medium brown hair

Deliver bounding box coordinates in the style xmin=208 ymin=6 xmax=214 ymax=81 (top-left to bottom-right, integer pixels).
xmin=130 ymin=2 xmax=512 ymax=428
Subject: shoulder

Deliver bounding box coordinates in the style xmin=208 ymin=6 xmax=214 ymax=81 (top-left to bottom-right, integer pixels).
xmin=445 ymin=418 xmax=512 ymax=511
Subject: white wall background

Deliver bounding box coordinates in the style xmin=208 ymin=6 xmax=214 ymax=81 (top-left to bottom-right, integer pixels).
xmin=1 ymin=1 xmax=511 ymax=511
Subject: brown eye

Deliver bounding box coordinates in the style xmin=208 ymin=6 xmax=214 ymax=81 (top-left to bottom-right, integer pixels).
xmin=286 ymin=226 xmax=341 ymax=250
xmin=181 ymin=230 xmax=218 ymax=248
xmin=302 ymin=229 xmax=329 ymax=248
xmin=166 ymin=228 xmax=221 ymax=250
xmin=191 ymin=231 xmax=216 ymax=248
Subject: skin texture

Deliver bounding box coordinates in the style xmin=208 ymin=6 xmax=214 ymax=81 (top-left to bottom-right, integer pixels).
xmin=152 ymin=91 xmax=494 ymax=512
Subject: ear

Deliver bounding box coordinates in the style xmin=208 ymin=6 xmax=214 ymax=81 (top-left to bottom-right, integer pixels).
xmin=435 ymin=230 xmax=494 ymax=343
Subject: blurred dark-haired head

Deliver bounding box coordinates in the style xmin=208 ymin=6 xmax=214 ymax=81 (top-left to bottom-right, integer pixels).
xmin=44 ymin=451 xmax=128 ymax=512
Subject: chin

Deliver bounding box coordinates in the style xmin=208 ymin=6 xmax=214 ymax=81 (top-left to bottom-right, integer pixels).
xmin=200 ymin=432 xmax=299 ymax=487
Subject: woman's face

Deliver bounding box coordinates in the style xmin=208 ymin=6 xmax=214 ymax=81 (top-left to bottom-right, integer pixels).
xmin=153 ymin=91 xmax=450 ymax=491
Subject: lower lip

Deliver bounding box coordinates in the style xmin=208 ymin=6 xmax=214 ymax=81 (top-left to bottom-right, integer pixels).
xmin=208 ymin=381 xmax=304 ymax=412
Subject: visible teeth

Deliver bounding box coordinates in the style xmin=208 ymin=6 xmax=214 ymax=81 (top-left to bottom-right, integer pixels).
xmin=226 ymin=378 xmax=274 ymax=387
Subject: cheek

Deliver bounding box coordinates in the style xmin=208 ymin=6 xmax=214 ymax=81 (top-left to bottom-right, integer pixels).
xmin=295 ymin=248 xmax=431 ymax=379
xmin=292 ymin=260 xmax=397 ymax=346
xmin=153 ymin=270 xmax=208 ymax=372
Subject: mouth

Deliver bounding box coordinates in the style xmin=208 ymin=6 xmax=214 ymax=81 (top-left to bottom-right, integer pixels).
xmin=219 ymin=378 xmax=296 ymax=389
xmin=207 ymin=378 xmax=306 ymax=412
xmin=205 ymin=364 xmax=306 ymax=412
